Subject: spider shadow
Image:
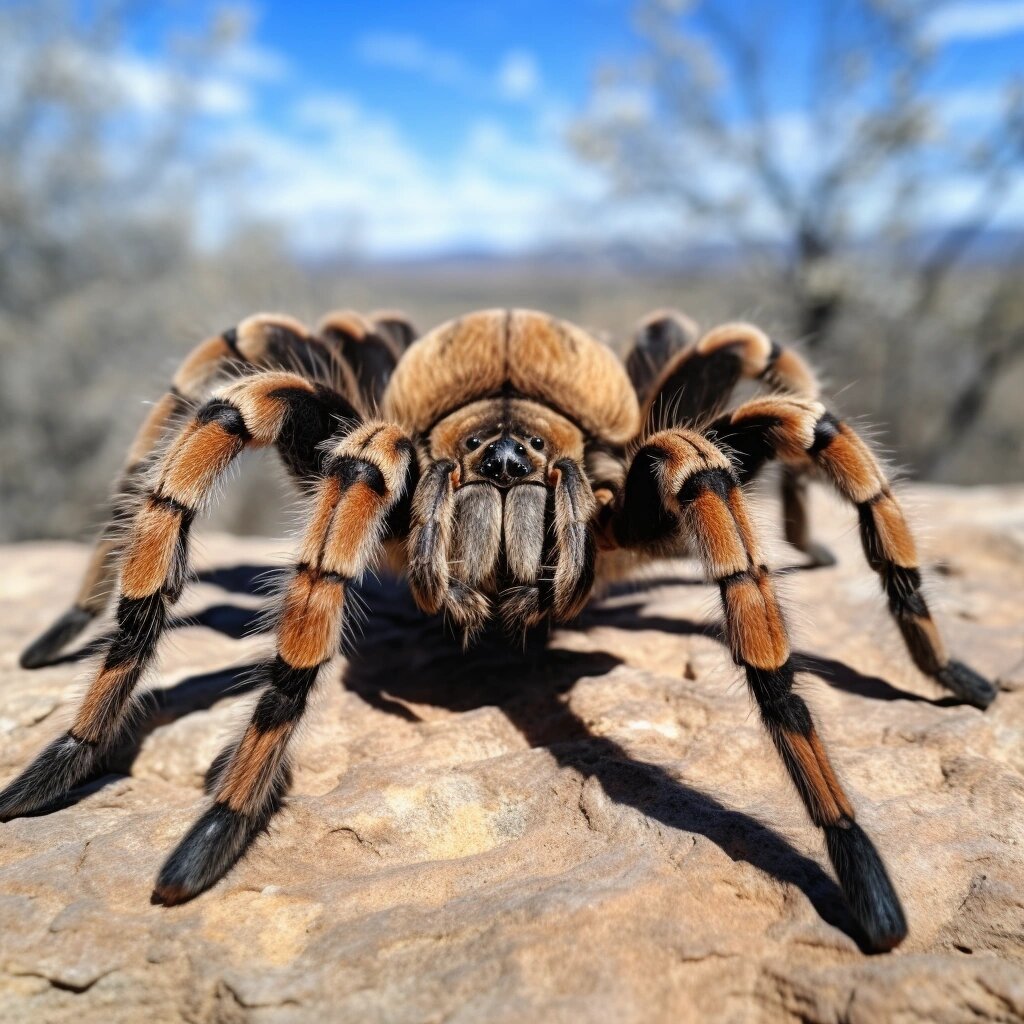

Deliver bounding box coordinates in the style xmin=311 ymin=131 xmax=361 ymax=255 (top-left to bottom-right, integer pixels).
xmin=18 ymin=660 xmax=267 ymax=820
xmin=51 ymin=558 xmax=943 ymax=708
xmin=33 ymin=558 xmax=940 ymax=949
xmin=339 ymin=574 xmax=873 ymax=950
xmin=570 ymin=598 xmax=946 ymax=705
xmin=350 ymin=552 xmax=952 ymax=710
xmin=35 ymin=563 xmax=283 ymax=667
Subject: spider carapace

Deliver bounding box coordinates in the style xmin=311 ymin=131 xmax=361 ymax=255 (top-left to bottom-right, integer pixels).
xmin=5 ymin=307 xmax=997 ymax=952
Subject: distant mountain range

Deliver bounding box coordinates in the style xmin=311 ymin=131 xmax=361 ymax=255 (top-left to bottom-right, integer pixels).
xmin=309 ymin=228 xmax=1024 ymax=275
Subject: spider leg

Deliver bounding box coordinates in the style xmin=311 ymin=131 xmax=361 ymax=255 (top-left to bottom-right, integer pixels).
xmin=0 ymin=372 xmax=355 ymax=821
xmin=20 ymin=313 xmax=362 ymax=668
xmin=608 ymin=428 xmax=907 ymax=952
xmin=631 ymin=313 xmax=834 ymax=567
xmin=317 ymin=310 xmax=417 ymax=411
xmin=635 ymin=317 xmax=818 ymax=426
xmin=369 ymin=309 xmax=418 ymax=353
xmin=624 ymin=309 xmax=699 ymax=403
xmin=780 ymin=465 xmax=837 ymax=567
xmin=153 ymin=422 xmax=415 ymax=904
xmin=711 ymin=395 xmax=997 ymax=709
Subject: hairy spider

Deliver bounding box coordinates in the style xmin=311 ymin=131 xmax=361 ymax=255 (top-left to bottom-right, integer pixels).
xmin=3 ymin=307 xmax=997 ymax=952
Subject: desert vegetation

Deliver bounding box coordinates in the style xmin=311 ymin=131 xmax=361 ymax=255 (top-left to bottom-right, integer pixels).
xmin=1 ymin=0 xmax=1021 ymax=544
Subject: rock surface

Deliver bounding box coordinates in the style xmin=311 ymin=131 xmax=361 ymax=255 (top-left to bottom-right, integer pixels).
xmin=0 ymin=483 xmax=1022 ymax=1024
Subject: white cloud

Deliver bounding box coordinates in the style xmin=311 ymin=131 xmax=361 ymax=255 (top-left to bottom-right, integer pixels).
xmin=219 ymin=41 xmax=290 ymax=83
xmin=10 ymin=24 xmax=584 ymax=257
xmin=497 ymin=50 xmax=540 ymax=100
xmin=200 ymin=89 xmax=607 ymax=257
xmin=293 ymin=92 xmax=362 ymax=131
xmin=924 ymin=1 xmax=1024 ymax=42
xmin=355 ymin=32 xmax=472 ymax=87
xmin=192 ymin=77 xmax=251 ymax=117
xmin=55 ymin=19 xmax=1023 ymax=260
xmin=356 ymin=32 xmax=547 ymax=107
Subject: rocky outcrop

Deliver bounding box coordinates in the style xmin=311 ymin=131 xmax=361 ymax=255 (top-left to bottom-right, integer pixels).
xmin=1 ymin=484 xmax=1022 ymax=1023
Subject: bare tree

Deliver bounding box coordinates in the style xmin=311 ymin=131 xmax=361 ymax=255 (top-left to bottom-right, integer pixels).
xmin=572 ymin=0 xmax=1024 ymax=475
xmin=0 ymin=1 xmax=261 ymax=540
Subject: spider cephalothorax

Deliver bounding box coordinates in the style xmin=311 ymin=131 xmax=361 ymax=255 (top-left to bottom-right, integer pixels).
xmin=3 ymin=305 xmax=997 ymax=954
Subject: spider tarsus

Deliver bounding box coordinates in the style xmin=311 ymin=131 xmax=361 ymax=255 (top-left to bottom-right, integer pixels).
xmin=153 ymin=801 xmax=268 ymax=905
xmin=824 ymin=819 xmax=908 ymax=953
xmin=19 ymin=606 xmax=95 ymax=668
xmin=0 ymin=732 xmax=98 ymax=820
xmin=936 ymin=660 xmax=997 ymax=710
xmin=150 ymin=885 xmax=190 ymax=907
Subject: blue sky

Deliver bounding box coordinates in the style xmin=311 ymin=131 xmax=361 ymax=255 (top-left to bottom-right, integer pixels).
xmin=81 ymin=0 xmax=1024 ymax=256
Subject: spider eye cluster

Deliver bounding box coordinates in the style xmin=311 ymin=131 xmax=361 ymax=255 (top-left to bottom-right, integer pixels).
xmin=465 ymin=434 xmax=544 ymax=453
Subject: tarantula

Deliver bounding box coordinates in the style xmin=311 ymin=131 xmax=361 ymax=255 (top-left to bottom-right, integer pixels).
xmin=3 ymin=307 xmax=997 ymax=953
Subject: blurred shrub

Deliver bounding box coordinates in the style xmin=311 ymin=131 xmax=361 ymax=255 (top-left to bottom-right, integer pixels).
xmin=1 ymin=0 xmax=1021 ymax=547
